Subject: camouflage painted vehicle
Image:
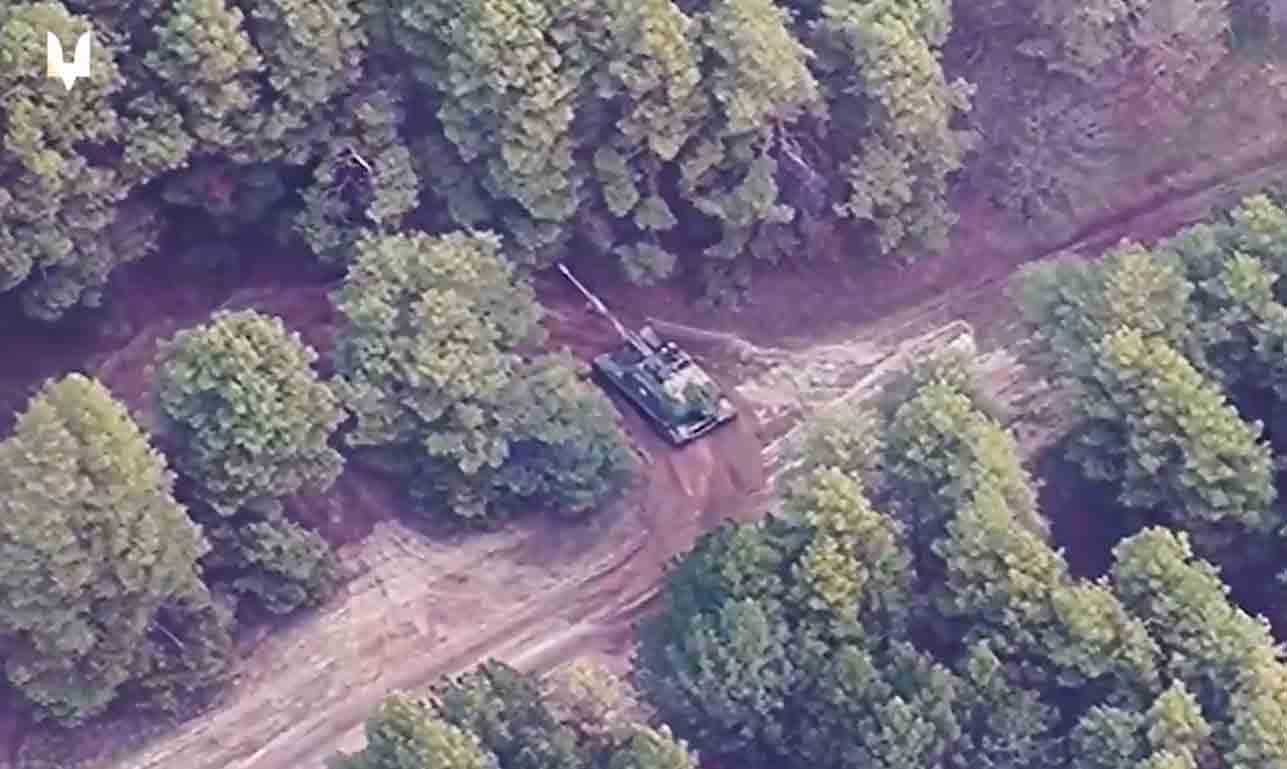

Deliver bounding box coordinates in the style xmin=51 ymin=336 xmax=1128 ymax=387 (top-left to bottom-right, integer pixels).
xmin=557 ymin=264 xmax=738 ymax=446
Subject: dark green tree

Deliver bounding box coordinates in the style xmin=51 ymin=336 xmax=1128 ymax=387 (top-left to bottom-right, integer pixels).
xmin=1075 ymin=328 xmax=1277 ymax=549
xmin=330 ymin=229 xmax=543 ymax=518
xmin=331 ymin=230 xmax=632 ymax=522
xmin=390 ymin=0 xmax=588 ymax=262
xmin=227 ymin=519 xmax=341 ymax=615
xmin=0 ymin=374 xmax=228 ymax=722
xmin=491 ymin=353 xmax=636 ymax=517
xmin=607 ymin=725 xmax=699 ymax=769
xmin=0 ymin=2 xmax=142 ymax=320
xmin=544 ymin=661 xmax=654 ymax=751
xmin=935 ymin=484 xmax=1159 ymax=698
xmin=880 ymin=374 xmax=1044 ymax=569
xmin=779 ymin=402 xmax=882 ymax=489
xmin=432 ymin=661 xmax=585 ymax=769
xmin=144 ymin=0 xmax=265 ymax=158
xmin=294 ymin=82 xmax=421 ymax=263
xmin=818 ymin=0 xmax=976 ymax=256
xmin=680 ymin=0 xmax=820 ymax=298
xmin=154 ymin=309 xmax=345 ymax=517
xmin=1109 ymin=527 xmax=1287 ymax=765
xmin=782 ymin=467 xmax=915 ymax=639
xmin=330 ymin=693 xmax=499 ymax=769
xmin=792 ymin=640 xmax=968 ymax=769
xmin=1017 ymin=242 xmax=1201 ymax=381
xmin=635 ymin=596 xmax=797 ymax=760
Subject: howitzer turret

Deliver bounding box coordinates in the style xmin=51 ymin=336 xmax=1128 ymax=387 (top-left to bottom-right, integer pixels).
xmin=557 ymin=263 xmax=737 ymax=446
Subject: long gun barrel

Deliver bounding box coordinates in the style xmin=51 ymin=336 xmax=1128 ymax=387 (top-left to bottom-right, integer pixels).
xmin=556 ymin=263 xmax=635 ymax=344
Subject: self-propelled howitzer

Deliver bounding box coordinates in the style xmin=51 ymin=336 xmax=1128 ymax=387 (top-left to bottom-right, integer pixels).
xmin=557 ymin=263 xmax=737 ymax=446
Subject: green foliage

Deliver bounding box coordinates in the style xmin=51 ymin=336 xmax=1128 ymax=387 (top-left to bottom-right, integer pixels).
xmin=228 ymin=519 xmax=341 ymax=615
xmin=1109 ymin=528 xmax=1287 ymax=765
xmin=1019 ymin=216 xmax=1287 ymax=559
xmin=819 ymin=0 xmax=975 ymax=256
xmin=295 ymin=83 xmax=420 ymax=263
xmin=331 ymin=231 xmax=632 ymax=522
xmin=877 ymin=349 xmax=1006 ymax=424
xmin=639 ymin=519 xmax=800 ymax=641
xmin=793 ymin=640 xmax=969 ymax=769
xmin=1070 ymin=705 xmax=1148 ymax=769
xmin=244 ymin=0 xmax=367 ymax=154
xmin=491 ymin=353 xmax=637 ymax=517
xmin=544 ymin=662 xmax=653 ymax=750
xmin=1074 ymin=328 xmax=1277 ymax=547
xmin=330 ymin=693 xmax=499 ymax=769
xmin=933 ymin=483 xmax=1069 ymax=655
xmin=957 ymin=640 xmax=1060 ymax=769
xmin=1146 ymin=681 xmax=1214 ymax=767
xmin=433 ymin=661 xmax=585 ymax=769
xmin=636 ymin=596 xmax=797 ymax=758
xmin=0 ymin=374 xmax=227 ymax=722
xmin=0 ymin=0 xmax=974 ymax=311
xmin=780 ymin=402 xmax=882 ymax=489
xmin=880 ymin=371 xmax=1044 ymax=567
xmin=936 ymin=483 xmax=1160 ymax=697
xmin=391 ymin=0 xmax=586 ymax=261
xmin=330 ymin=229 xmax=541 ymax=515
xmin=607 ymin=726 xmax=699 ymax=769
xmin=0 ymin=2 xmax=142 ymax=320
xmin=1 ymin=0 xmax=975 ymax=312
xmin=701 ymin=0 xmax=818 ymax=136
xmin=783 ymin=467 xmax=915 ymax=636
xmin=596 ymin=0 xmax=707 ymax=257
xmin=145 ymin=0 xmax=264 ymax=157
xmin=1017 ymin=242 xmax=1201 ymax=381
xmin=155 ymin=309 xmax=345 ymax=517
xmin=338 ymin=669 xmax=703 ymax=769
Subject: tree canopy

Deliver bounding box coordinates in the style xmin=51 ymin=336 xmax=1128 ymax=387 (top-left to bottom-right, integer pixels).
xmin=633 ymin=351 xmax=1287 ymax=769
xmin=1019 ymin=195 xmax=1287 ymax=578
xmin=154 ymin=308 xmax=345 ymax=517
xmin=0 ymin=374 xmax=229 ymax=723
xmin=334 ymin=665 xmax=698 ymax=769
xmin=0 ymin=0 xmax=977 ymax=316
xmin=331 ymin=230 xmax=634 ymax=522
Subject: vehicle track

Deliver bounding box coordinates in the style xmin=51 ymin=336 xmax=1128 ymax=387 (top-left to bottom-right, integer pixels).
xmin=74 ymin=124 xmax=1287 ymax=769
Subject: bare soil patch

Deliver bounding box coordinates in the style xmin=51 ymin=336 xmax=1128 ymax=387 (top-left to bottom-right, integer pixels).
xmin=3 ymin=43 xmax=1287 ymax=769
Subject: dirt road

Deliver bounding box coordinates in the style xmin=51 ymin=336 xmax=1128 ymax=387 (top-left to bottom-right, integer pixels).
xmin=0 ymin=45 xmax=1280 ymax=769
xmin=60 ymin=132 xmax=1287 ymax=769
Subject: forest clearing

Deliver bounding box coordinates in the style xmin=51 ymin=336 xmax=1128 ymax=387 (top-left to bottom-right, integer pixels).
xmin=3 ymin=2 xmax=1287 ymax=768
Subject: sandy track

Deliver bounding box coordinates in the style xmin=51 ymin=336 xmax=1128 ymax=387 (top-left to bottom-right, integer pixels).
xmin=76 ymin=398 xmax=763 ymax=769
xmin=13 ymin=54 xmax=1282 ymax=769
xmin=67 ymin=144 xmax=1287 ymax=769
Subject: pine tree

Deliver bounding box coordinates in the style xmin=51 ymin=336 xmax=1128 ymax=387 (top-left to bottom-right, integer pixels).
xmin=0 ymin=374 xmax=224 ymax=722
xmin=607 ymin=725 xmax=699 ymax=769
xmin=144 ymin=0 xmax=265 ymax=158
xmin=819 ymin=0 xmax=975 ymax=256
xmin=0 ymin=2 xmax=138 ymax=320
xmin=433 ymin=661 xmax=586 ymax=769
xmin=155 ymin=309 xmax=346 ymax=517
xmin=1075 ymin=328 xmax=1277 ymax=549
xmin=1109 ymin=528 xmax=1287 ymax=766
xmin=330 ymin=693 xmax=499 ymax=769
xmin=782 ymin=467 xmax=914 ymax=638
xmin=1017 ymin=241 xmax=1201 ymax=381
xmin=331 ymin=230 xmax=631 ymax=521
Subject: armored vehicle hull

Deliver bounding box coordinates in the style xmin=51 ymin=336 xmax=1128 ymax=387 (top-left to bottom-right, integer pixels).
xmin=591 ymin=328 xmax=737 ymax=446
xmin=557 ymin=263 xmax=737 ymax=446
